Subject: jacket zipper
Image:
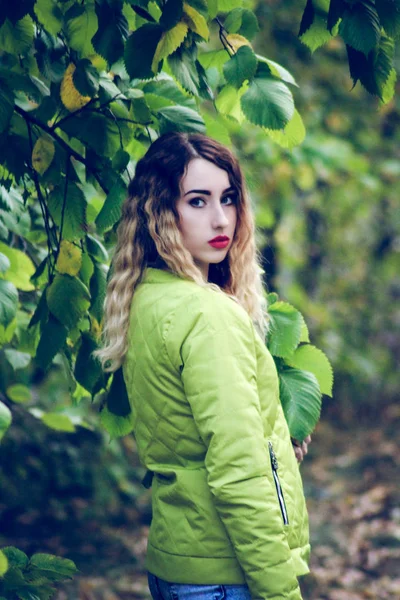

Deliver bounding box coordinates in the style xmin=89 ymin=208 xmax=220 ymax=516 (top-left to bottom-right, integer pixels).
xmin=268 ymin=441 xmax=289 ymax=525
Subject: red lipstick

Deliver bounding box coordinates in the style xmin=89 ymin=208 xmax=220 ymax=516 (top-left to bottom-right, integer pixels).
xmin=208 ymin=235 xmax=230 ymax=249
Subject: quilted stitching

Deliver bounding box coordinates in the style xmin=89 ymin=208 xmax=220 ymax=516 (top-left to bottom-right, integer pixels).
xmin=123 ymin=268 xmax=309 ymax=599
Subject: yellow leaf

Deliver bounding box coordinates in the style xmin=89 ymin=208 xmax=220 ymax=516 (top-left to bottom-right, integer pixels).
xmin=226 ymin=34 xmax=252 ymax=53
xmin=90 ymin=316 xmax=102 ymax=340
xmin=60 ymin=63 xmax=91 ymax=112
xmin=56 ymin=240 xmax=82 ymax=276
xmin=32 ymin=136 xmax=55 ymax=175
xmin=0 ymin=550 xmax=8 ymax=576
xmin=152 ymin=22 xmax=189 ymax=72
xmin=183 ymin=3 xmax=209 ymax=40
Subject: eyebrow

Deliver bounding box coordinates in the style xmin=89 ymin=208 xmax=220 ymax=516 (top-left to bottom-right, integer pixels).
xmin=184 ymin=186 xmax=235 ymax=197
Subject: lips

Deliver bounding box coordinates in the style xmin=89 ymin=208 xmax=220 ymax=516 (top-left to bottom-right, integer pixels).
xmin=208 ymin=236 xmax=230 ymax=249
xmin=208 ymin=236 xmax=230 ymax=243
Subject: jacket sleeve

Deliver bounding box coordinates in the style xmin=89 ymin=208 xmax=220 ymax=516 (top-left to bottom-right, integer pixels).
xmin=178 ymin=292 xmax=303 ymax=600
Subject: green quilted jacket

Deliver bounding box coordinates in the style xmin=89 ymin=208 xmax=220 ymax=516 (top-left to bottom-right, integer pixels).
xmin=122 ymin=267 xmax=310 ymax=599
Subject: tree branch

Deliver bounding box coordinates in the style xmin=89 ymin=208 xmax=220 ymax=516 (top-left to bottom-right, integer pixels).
xmin=15 ymin=105 xmax=109 ymax=195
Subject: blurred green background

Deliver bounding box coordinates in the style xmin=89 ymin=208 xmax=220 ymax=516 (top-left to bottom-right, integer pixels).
xmin=1 ymin=1 xmax=399 ymax=599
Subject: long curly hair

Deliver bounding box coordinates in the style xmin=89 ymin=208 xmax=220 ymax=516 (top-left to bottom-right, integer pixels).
xmin=95 ymin=132 xmax=268 ymax=372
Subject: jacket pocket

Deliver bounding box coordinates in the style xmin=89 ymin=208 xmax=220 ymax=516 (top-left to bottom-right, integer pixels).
xmin=268 ymin=441 xmax=289 ymax=525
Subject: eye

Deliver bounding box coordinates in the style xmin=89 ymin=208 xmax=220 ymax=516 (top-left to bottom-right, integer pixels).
xmin=189 ymin=197 xmax=205 ymax=207
xmin=221 ymin=194 xmax=237 ymax=205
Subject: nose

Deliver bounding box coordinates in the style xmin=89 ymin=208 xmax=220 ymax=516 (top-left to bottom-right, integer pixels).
xmin=211 ymin=203 xmax=229 ymax=229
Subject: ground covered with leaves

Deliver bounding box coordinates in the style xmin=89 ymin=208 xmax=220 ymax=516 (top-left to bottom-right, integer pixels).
xmin=2 ymin=406 xmax=399 ymax=600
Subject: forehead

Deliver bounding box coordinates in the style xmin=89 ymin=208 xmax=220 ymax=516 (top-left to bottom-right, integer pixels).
xmin=181 ymin=158 xmax=230 ymax=191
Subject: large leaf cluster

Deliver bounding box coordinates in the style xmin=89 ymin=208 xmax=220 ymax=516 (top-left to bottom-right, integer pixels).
xmin=266 ymin=294 xmax=333 ymax=441
xmin=0 ymin=0 xmax=308 ymax=437
xmin=0 ymin=547 xmax=77 ymax=600
xmin=299 ymin=0 xmax=399 ymax=101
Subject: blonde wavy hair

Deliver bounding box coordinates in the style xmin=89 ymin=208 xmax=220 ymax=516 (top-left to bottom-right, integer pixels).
xmin=95 ymin=132 xmax=268 ymax=372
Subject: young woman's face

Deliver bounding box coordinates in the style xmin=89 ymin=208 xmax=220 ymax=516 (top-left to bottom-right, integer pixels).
xmin=176 ymin=158 xmax=238 ymax=280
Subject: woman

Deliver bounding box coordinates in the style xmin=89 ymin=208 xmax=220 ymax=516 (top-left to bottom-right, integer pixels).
xmin=96 ymin=133 xmax=311 ymax=599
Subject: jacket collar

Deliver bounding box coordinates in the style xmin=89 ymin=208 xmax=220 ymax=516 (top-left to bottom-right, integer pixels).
xmin=141 ymin=267 xmax=182 ymax=284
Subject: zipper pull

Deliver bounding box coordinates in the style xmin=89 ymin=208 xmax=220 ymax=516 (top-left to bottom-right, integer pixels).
xmin=268 ymin=441 xmax=279 ymax=471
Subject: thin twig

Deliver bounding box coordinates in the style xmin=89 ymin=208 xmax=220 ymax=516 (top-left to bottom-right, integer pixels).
xmin=26 ymin=120 xmax=55 ymax=279
xmin=15 ymin=105 xmax=109 ymax=195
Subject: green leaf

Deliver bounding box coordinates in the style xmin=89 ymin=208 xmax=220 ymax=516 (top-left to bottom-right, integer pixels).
xmin=29 ymin=554 xmax=78 ymax=579
xmin=203 ymin=112 xmax=231 ymax=145
xmin=34 ymin=0 xmax=63 ymax=35
xmin=286 ymin=344 xmax=333 ymax=397
xmin=0 ymin=71 xmax=50 ymax=104
xmin=72 ymin=59 xmax=100 ymax=97
xmin=124 ymin=23 xmax=163 ymax=79
xmin=223 ymin=45 xmax=257 ymax=88
xmin=89 ymin=263 xmax=107 ymax=323
xmin=159 ymin=0 xmax=184 ymax=29
xmin=381 ymin=67 xmax=397 ymax=104
xmin=79 ymin=252 xmax=94 ymax=287
xmin=60 ymin=112 xmax=123 ymax=159
xmin=267 ymin=301 xmax=303 ymax=357
xmin=65 ymin=3 xmax=98 ymax=57
xmin=208 ymin=0 xmax=218 ymax=19
xmin=0 ymin=402 xmax=12 ymax=443
xmin=86 ymin=234 xmax=109 ymax=262
xmin=300 ymin=20 xmax=333 ymax=52
xmin=35 ymin=314 xmax=68 ymax=370
xmin=215 ymin=83 xmax=246 ymax=122
xmin=47 ymin=181 xmax=87 ymax=241
xmin=346 ymin=34 xmax=395 ymax=99
xmin=217 ymin=0 xmax=243 ymax=12
xmin=264 ymin=109 xmax=306 ymax=149
xmin=112 ymin=148 xmax=130 ymax=172
xmin=92 ymin=2 xmax=129 ymax=66
xmin=143 ymin=78 xmax=197 ymax=108
xmin=0 ymin=82 xmax=14 ymax=134
xmin=279 ymin=367 xmax=322 ymax=440
xmin=299 ymin=316 xmax=310 ymax=343
xmin=182 ymin=3 xmax=209 ymax=40
xmin=256 ymin=55 xmax=298 ymax=87
xmin=376 ymin=0 xmax=400 ymax=39
xmin=46 ymin=274 xmax=90 ymax=331
xmin=158 ymin=105 xmax=206 ymax=134
xmin=35 ymin=30 xmax=68 ymax=83
xmin=0 ymin=242 xmax=35 ymax=291
xmin=41 ymin=413 xmax=76 ymax=432
xmin=100 ymin=405 xmax=133 ymax=438
xmin=339 ymin=1 xmax=381 ymax=55
xmin=299 ymin=0 xmax=314 ymax=37
xmin=0 ymin=280 xmax=18 ymax=326
xmin=198 ymin=49 xmax=229 ymax=71
xmin=1 ymin=547 xmax=29 ymax=569
xmin=224 ymin=8 xmax=259 ymax=40
xmin=74 ymin=332 xmax=104 ymax=396
xmin=0 ymin=319 xmax=17 ymax=347
xmin=6 ymin=383 xmax=32 ymax=403
xmin=327 ymin=0 xmax=346 ymax=32
xmin=4 ymin=349 xmax=31 ymax=370
xmin=167 ymin=44 xmax=200 ymax=95
xmin=107 ymin=367 xmax=131 ymax=416
xmin=95 ymin=177 xmax=127 ymax=233
xmin=0 ymin=251 xmax=10 ymax=273
xmin=152 ymin=22 xmax=189 ymax=71
xmin=241 ymin=77 xmax=294 ymax=130
xmin=0 ymin=16 xmax=34 ymax=54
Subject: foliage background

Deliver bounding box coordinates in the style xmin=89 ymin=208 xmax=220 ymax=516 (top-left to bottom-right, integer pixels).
xmin=0 ymin=0 xmax=399 ymax=598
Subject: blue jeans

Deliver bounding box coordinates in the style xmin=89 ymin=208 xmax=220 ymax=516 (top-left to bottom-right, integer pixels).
xmin=147 ymin=572 xmax=251 ymax=600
